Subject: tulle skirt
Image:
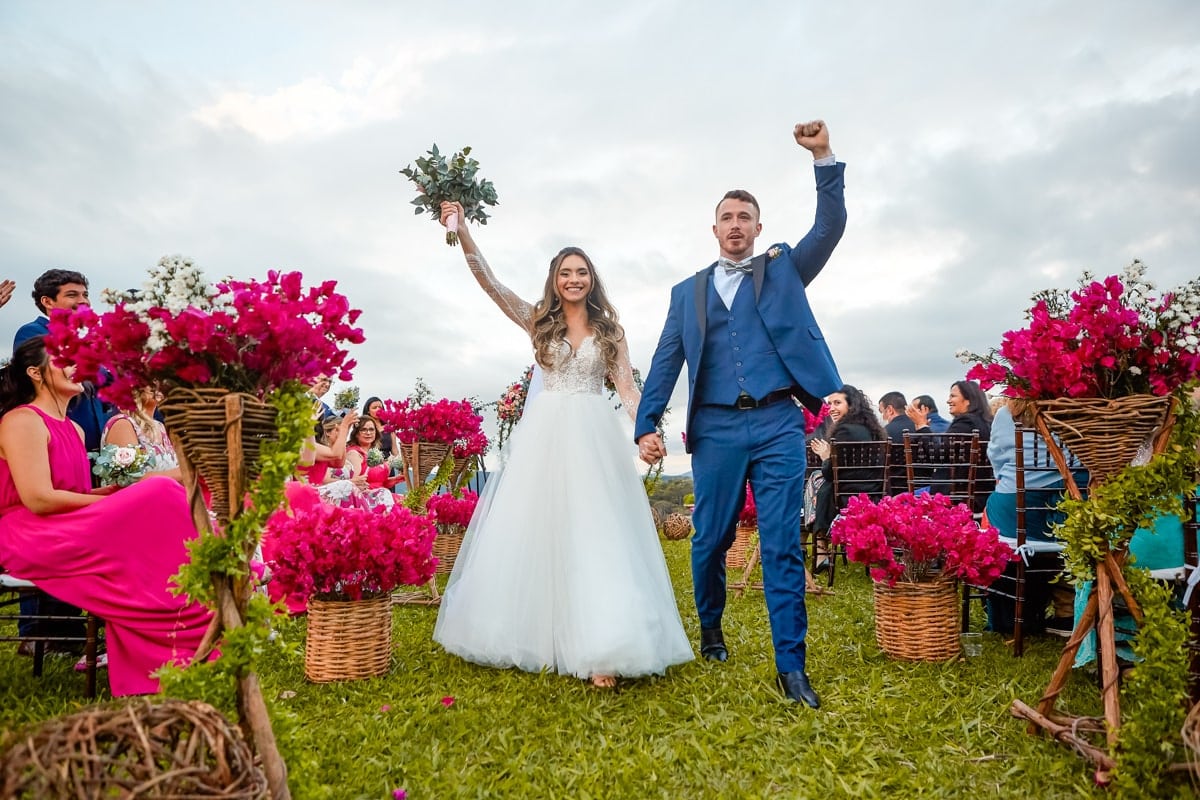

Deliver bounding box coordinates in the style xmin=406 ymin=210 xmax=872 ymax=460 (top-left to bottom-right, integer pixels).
xmin=433 ymin=390 xmax=693 ymax=679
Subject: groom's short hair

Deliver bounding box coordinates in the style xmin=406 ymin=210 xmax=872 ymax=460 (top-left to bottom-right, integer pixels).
xmin=716 ymin=189 xmax=760 ymax=218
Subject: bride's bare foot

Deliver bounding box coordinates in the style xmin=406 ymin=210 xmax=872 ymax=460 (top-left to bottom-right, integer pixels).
xmin=590 ymin=674 xmax=617 ymax=689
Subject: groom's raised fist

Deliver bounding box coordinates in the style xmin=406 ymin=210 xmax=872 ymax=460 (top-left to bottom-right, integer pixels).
xmin=793 ymin=120 xmax=831 ymax=159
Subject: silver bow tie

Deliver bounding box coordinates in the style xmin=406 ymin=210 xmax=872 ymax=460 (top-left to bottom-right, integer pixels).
xmin=719 ymin=257 xmax=754 ymax=275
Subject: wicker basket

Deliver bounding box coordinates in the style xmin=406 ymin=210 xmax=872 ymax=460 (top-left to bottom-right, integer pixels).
xmin=0 ymin=699 xmax=266 ymax=799
xmin=433 ymin=525 xmax=466 ymax=575
xmin=1032 ymin=395 xmax=1173 ymax=487
xmin=305 ymin=594 xmax=392 ymax=682
xmin=1183 ymin=698 xmax=1200 ymax=779
xmin=159 ymin=387 xmax=277 ymax=525
xmin=662 ymin=512 xmax=692 ymax=541
xmin=725 ymin=525 xmax=755 ymax=570
xmin=873 ymin=580 xmax=961 ymax=662
xmin=399 ymin=441 xmax=451 ymax=489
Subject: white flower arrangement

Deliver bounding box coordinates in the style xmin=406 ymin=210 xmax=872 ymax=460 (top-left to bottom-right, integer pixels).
xmin=101 ymin=254 xmax=230 ymax=354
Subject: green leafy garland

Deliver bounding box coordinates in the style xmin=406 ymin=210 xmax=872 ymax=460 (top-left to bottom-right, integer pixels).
xmin=157 ymin=383 xmax=313 ymax=709
xmin=1047 ymin=387 xmax=1199 ymax=792
xmin=1112 ymin=568 xmax=1191 ymax=797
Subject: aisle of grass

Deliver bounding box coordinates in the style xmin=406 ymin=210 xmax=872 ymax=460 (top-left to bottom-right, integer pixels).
xmin=1 ymin=543 xmax=1112 ymax=799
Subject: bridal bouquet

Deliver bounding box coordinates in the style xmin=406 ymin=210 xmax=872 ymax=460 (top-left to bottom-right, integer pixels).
xmin=958 ymin=261 xmax=1200 ymax=399
xmin=91 ymin=443 xmax=153 ymax=487
xmin=401 ymin=144 xmax=499 ymax=245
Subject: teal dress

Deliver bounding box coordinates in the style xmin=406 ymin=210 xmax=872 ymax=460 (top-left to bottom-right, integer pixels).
xmin=1072 ymin=510 xmax=1186 ymax=668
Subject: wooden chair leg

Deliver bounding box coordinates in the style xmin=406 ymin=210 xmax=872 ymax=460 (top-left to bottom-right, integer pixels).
xmin=84 ymin=614 xmax=99 ymax=699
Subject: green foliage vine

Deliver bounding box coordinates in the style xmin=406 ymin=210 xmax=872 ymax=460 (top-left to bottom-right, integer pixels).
xmin=157 ymin=383 xmax=313 ymax=708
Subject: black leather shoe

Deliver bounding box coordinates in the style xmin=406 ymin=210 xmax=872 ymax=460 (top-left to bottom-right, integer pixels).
xmin=776 ymin=671 xmax=820 ymax=708
xmin=699 ymin=627 xmax=728 ymax=662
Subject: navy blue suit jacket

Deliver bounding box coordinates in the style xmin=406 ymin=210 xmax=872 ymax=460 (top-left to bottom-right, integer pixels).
xmin=636 ymin=163 xmax=847 ymax=452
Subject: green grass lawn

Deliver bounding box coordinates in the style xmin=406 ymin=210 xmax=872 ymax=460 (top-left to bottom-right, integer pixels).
xmin=1 ymin=543 xmax=1128 ymax=799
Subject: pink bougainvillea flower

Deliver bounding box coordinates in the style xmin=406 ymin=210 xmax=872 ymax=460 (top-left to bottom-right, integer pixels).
xmin=379 ymin=704 xmax=391 ymax=713
xmin=960 ymin=263 xmax=1200 ymax=400
xmin=830 ymin=492 xmax=1015 ymax=587
xmin=440 ymin=696 xmax=455 ymax=708
xmin=393 ymin=789 xmax=408 ymax=800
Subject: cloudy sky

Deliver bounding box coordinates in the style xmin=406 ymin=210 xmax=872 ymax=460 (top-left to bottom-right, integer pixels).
xmin=2 ymin=1 xmax=1197 ymax=474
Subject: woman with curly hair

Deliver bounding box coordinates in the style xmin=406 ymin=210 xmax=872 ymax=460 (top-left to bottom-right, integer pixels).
xmin=808 ymin=384 xmax=886 ymax=571
xmin=428 ymin=201 xmax=691 ymax=690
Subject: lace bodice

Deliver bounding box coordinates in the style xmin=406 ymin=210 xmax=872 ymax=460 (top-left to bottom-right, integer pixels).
xmin=543 ymin=338 xmax=606 ymax=395
xmin=463 ymin=248 xmax=641 ymax=422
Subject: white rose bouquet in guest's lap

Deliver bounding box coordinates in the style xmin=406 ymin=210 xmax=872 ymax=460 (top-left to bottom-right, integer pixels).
xmin=91 ymin=444 xmax=153 ymax=487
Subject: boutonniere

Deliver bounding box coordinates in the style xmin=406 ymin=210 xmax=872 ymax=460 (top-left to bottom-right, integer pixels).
xmin=767 ymin=246 xmax=782 ymax=260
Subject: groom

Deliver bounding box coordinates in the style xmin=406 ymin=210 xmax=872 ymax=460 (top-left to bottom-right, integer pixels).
xmin=636 ymin=120 xmax=846 ymax=708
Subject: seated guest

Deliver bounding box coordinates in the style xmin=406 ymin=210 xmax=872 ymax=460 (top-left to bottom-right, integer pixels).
xmin=292 ymin=410 xmax=372 ymax=509
xmin=100 ymin=385 xmax=182 ymax=482
xmin=878 ymin=391 xmax=915 ymax=444
xmin=362 ymin=396 xmax=399 ymax=459
xmin=0 ymin=337 xmax=212 ymax=695
xmin=13 ymin=269 xmax=111 ymax=642
xmin=909 ymin=381 xmax=993 ymax=439
xmin=808 ymin=384 xmax=886 ymax=571
xmin=908 ymin=380 xmax=995 ymax=508
xmin=908 ymin=394 xmax=951 ymax=433
xmin=343 ymin=416 xmax=397 ymax=510
xmin=984 ymin=399 xmax=1084 ymax=634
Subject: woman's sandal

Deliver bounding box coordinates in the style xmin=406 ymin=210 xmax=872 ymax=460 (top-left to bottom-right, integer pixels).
xmin=590 ymin=674 xmax=617 ymax=689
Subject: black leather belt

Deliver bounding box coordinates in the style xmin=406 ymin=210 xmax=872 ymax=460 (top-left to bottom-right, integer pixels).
xmin=733 ymin=388 xmax=796 ymax=410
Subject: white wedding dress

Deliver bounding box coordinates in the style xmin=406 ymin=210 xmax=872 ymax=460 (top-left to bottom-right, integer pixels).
xmin=432 ymin=251 xmax=693 ymax=680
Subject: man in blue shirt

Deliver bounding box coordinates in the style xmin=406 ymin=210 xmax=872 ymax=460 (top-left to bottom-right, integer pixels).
xmin=14 ymin=269 xmax=111 ymax=452
xmin=911 ymin=394 xmax=951 ymax=433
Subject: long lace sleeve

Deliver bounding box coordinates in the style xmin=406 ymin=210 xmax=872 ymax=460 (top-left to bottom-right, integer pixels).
xmin=610 ymin=337 xmax=642 ymax=424
xmin=463 ymin=249 xmax=535 ymax=334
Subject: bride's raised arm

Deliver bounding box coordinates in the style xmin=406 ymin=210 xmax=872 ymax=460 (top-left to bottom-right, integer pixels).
xmin=610 ymin=336 xmax=642 ymax=425
xmin=439 ymin=200 xmax=533 ymax=334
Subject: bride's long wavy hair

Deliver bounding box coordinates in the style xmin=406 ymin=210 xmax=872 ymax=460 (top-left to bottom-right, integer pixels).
xmin=530 ymin=246 xmax=624 ymax=374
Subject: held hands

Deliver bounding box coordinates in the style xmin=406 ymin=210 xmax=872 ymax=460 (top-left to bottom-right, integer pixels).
xmin=793 ymin=120 xmax=832 ymax=160
xmin=637 ymin=432 xmax=666 ymax=465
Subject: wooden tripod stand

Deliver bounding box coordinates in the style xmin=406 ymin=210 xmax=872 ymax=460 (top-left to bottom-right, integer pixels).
xmin=1012 ymin=404 xmax=1178 ymax=762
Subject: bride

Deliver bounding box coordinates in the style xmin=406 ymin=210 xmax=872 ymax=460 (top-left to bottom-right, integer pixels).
xmin=431 ymin=201 xmax=693 ymax=688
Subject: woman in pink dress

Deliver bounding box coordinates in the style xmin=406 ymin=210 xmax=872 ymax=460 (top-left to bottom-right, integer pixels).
xmin=0 ymin=337 xmax=213 ymax=696
xmin=343 ymin=415 xmax=397 ymax=509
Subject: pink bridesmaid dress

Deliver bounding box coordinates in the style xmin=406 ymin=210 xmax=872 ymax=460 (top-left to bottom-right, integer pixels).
xmin=0 ymin=405 xmax=213 ymax=696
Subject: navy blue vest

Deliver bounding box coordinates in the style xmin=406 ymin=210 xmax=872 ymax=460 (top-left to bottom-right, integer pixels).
xmin=694 ymin=278 xmax=794 ymax=405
